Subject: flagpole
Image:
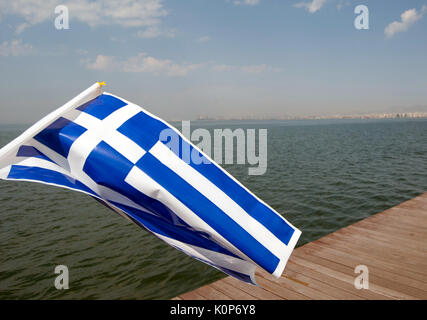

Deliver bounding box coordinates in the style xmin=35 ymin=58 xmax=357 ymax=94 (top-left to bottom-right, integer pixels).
xmin=0 ymin=83 xmax=104 ymax=168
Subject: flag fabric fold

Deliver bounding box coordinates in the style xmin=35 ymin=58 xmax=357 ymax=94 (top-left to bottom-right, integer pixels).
xmin=0 ymin=83 xmax=301 ymax=284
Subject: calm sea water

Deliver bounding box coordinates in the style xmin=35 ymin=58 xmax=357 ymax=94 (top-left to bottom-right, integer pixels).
xmin=0 ymin=118 xmax=426 ymax=299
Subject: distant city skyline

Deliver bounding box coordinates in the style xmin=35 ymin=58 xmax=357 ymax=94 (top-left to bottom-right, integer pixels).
xmin=0 ymin=0 xmax=426 ymax=124
xmin=193 ymin=111 xmax=427 ymax=122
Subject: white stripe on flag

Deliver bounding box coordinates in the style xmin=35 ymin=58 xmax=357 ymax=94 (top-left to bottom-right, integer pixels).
xmin=271 ymin=226 xmax=301 ymax=277
xmin=149 ymin=141 xmax=288 ymax=259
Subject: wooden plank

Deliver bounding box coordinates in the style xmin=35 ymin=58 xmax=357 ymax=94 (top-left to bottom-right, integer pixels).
xmin=302 ymin=242 xmax=427 ymax=297
xmin=286 ymin=259 xmax=393 ymax=300
xmin=329 ymin=225 xmax=427 ymax=262
xmin=210 ymin=280 xmax=258 ymax=300
xmin=363 ymin=214 xmax=427 ymax=233
xmin=316 ymin=235 xmax=427 ymax=281
xmin=398 ymin=196 xmax=427 ymax=210
xmin=284 ymin=261 xmax=364 ymax=300
xmin=327 ymin=231 xmax=427 ymax=270
xmin=289 ymin=255 xmax=395 ymax=300
xmin=254 ymin=276 xmax=309 ymax=300
xmin=314 ymin=237 xmax=427 ymax=284
xmin=173 ymin=192 xmax=427 ymax=300
xmin=256 ymin=269 xmax=336 ymax=300
xmin=391 ymin=206 xmax=427 ymax=218
xmin=221 ymin=277 xmax=283 ymax=300
xmin=292 ymin=252 xmax=418 ymax=300
xmin=347 ymin=220 xmax=426 ymax=242
xmin=194 ymin=284 xmax=233 ymax=300
xmin=367 ymin=210 xmax=427 ymax=231
xmin=356 ymin=219 xmax=427 ymax=239
xmin=179 ymin=290 xmax=209 ymax=300
xmin=338 ymin=225 xmax=427 ymax=255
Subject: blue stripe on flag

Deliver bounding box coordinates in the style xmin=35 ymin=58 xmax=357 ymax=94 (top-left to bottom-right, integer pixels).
xmin=7 ymin=165 xmax=95 ymax=195
xmin=16 ymin=145 xmax=54 ymax=163
xmin=117 ymin=111 xmax=167 ymax=151
xmin=135 ymin=152 xmax=280 ymax=274
xmin=77 ymin=94 xmax=127 ymax=120
xmin=34 ymin=117 xmax=87 ymax=158
xmin=83 ymin=141 xmax=191 ymax=227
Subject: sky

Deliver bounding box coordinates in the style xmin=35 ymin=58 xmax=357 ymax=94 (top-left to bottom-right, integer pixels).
xmin=0 ymin=0 xmax=426 ymax=123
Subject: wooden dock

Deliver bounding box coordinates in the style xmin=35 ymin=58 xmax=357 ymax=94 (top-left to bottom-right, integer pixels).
xmin=173 ymin=192 xmax=427 ymax=300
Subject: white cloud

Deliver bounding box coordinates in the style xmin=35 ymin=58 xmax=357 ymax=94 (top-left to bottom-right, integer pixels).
xmin=0 ymin=0 xmax=56 ymax=27
xmin=384 ymin=6 xmax=426 ymax=38
xmin=0 ymin=0 xmax=168 ymax=36
xmin=0 ymin=39 xmax=35 ymax=56
xmin=84 ymin=53 xmax=200 ymax=76
xmin=231 ymin=0 xmax=260 ymax=6
xmin=293 ymin=0 xmax=327 ymax=13
xmin=16 ymin=23 xmax=29 ymax=34
xmin=212 ymin=63 xmax=281 ymax=74
xmin=84 ymin=54 xmax=279 ymax=76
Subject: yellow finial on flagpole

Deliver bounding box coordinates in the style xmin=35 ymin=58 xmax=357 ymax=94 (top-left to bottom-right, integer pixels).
xmin=98 ymin=81 xmax=106 ymax=87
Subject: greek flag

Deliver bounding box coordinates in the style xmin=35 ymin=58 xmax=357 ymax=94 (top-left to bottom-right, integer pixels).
xmin=0 ymin=83 xmax=301 ymax=285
